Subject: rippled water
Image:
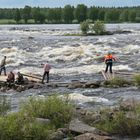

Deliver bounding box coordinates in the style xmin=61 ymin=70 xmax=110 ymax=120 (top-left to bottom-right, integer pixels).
xmin=0 ymin=24 xmax=140 ymax=113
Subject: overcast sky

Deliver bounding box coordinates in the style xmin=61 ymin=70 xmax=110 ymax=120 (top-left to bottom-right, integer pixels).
xmin=0 ymin=0 xmax=139 ymax=8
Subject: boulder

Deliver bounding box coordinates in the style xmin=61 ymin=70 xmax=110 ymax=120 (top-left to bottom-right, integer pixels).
xmin=68 ymin=82 xmax=83 ymax=89
xmin=74 ymin=133 xmax=114 ymax=140
xmin=16 ymin=86 xmax=26 ymax=92
xmin=83 ymin=82 xmax=100 ymax=88
xmin=50 ymin=129 xmax=67 ymax=140
xmin=69 ymin=119 xmax=108 ymax=135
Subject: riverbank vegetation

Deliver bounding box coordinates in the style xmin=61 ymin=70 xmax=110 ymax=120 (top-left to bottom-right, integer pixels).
xmin=0 ymin=5 xmax=140 ymax=24
xmin=95 ymin=102 xmax=140 ymax=136
xmin=0 ymin=95 xmax=74 ymax=140
xmin=1 ymin=94 xmax=140 ymax=139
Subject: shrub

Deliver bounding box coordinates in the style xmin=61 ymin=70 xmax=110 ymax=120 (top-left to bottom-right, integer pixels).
xmin=21 ymin=95 xmax=74 ymax=128
xmin=80 ymin=21 xmax=89 ymax=35
xmin=94 ymin=104 xmax=140 ymax=136
xmin=134 ymin=74 xmax=140 ymax=86
xmin=92 ymin=20 xmax=105 ymax=35
xmin=0 ymin=112 xmax=53 ymax=140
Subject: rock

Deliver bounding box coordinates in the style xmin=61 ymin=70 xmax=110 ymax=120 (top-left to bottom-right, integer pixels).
xmin=50 ymin=130 xmax=66 ymax=140
xmin=16 ymin=86 xmax=26 ymax=92
xmin=69 ymin=119 xmax=107 ymax=135
xmin=47 ymin=83 xmax=58 ymax=88
xmin=57 ymin=128 xmax=69 ymax=134
xmin=28 ymin=36 xmax=34 ymax=39
xmin=77 ymin=108 xmax=87 ymax=115
xmin=86 ymin=110 xmax=94 ymax=116
xmin=83 ymin=82 xmax=100 ymax=88
xmin=33 ymin=84 xmax=43 ymax=89
xmin=35 ymin=118 xmax=50 ymax=125
xmin=26 ymin=84 xmax=34 ymax=89
xmin=68 ymin=82 xmax=83 ymax=89
xmin=74 ymin=133 xmax=114 ymax=140
xmin=0 ymin=87 xmax=7 ymax=92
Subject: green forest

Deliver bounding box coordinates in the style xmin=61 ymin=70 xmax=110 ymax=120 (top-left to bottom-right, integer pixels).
xmin=0 ymin=4 xmax=140 ymax=24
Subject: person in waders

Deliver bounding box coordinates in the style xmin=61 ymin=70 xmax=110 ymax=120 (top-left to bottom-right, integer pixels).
xmin=104 ymin=52 xmax=117 ymax=73
xmin=41 ymin=62 xmax=51 ymax=84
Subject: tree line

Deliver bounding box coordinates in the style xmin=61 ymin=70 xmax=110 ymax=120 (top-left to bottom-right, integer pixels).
xmin=0 ymin=5 xmax=140 ymax=24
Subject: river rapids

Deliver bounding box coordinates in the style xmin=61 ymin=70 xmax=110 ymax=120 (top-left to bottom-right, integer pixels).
xmin=0 ymin=24 xmax=140 ymax=112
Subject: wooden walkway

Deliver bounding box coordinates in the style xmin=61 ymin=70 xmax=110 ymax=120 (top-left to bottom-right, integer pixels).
xmin=101 ymin=70 xmax=138 ymax=81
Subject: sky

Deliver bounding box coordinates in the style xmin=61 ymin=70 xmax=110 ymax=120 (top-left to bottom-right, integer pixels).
xmin=0 ymin=0 xmax=139 ymax=8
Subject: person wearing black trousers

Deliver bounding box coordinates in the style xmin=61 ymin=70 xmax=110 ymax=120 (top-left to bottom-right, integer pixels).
xmin=104 ymin=52 xmax=116 ymax=73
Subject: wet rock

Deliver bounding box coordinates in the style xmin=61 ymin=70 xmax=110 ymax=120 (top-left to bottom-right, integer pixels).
xmin=69 ymin=119 xmax=107 ymax=135
xmin=26 ymin=84 xmax=34 ymax=89
xmin=36 ymin=118 xmax=50 ymax=125
xmin=33 ymin=84 xmax=43 ymax=89
xmin=83 ymin=82 xmax=100 ymax=88
xmin=74 ymin=133 xmax=114 ymax=140
xmin=114 ymin=30 xmax=132 ymax=34
xmin=68 ymin=82 xmax=83 ymax=89
xmin=47 ymin=83 xmax=58 ymax=88
xmin=28 ymin=36 xmax=34 ymax=39
xmin=0 ymin=87 xmax=7 ymax=92
xmin=16 ymin=86 xmax=26 ymax=92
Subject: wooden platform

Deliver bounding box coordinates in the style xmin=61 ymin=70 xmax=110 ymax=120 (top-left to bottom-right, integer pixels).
xmin=101 ymin=70 xmax=114 ymax=80
xmin=101 ymin=70 xmax=139 ymax=81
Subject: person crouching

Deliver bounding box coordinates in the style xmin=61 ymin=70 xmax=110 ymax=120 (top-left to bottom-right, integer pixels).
xmin=7 ymin=71 xmax=15 ymax=87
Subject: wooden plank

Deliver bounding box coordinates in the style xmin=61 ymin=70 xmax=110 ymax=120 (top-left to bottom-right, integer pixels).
xmin=101 ymin=70 xmax=107 ymax=80
xmin=101 ymin=71 xmax=114 ymax=80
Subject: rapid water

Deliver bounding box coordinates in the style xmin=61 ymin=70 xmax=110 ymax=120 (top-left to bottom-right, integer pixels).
xmin=0 ymin=23 xmax=140 ymax=112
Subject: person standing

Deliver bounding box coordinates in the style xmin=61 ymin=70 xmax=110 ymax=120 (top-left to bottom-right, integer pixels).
xmin=104 ymin=52 xmax=116 ymax=73
xmin=0 ymin=56 xmax=7 ymax=76
xmin=42 ymin=62 xmax=51 ymax=83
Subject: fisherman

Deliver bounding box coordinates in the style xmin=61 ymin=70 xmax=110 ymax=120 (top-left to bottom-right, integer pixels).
xmin=7 ymin=71 xmax=15 ymax=83
xmin=104 ymin=52 xmax=117 ymax=73
xmin=41 ymin=62 xmax=51 ymax=83
xmin=16 ymin=72 xmax=24 ymax=85
xmin=0 ymin=56 xmax=7 ymax=76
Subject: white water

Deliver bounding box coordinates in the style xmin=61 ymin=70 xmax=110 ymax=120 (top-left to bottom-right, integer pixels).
xmin=0 ymin=24 xmax=140 ymax=109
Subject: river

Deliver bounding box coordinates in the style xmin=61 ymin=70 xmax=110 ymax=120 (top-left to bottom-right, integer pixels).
xmin=0 ymin=23 xmax=140 ymax=114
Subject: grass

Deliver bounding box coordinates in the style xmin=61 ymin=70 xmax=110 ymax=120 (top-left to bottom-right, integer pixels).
xmin=103 ymin=77 xmax=132 ymax=87
xmin=134 ymin=74 xmax=140 ymax=86
xmin=20 ymin=95 xmax=74 ymax=128
xmin=0 ymin=95 xmax=74 ymax=140
xmin=0 ymin=96 xmax=10 ymax=116
xmin=93 ymin=103 xmax=140 ymax=136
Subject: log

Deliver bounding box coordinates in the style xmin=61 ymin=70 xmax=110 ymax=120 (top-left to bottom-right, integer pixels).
xmin=21 ymin=73 xmax=42 ymax=80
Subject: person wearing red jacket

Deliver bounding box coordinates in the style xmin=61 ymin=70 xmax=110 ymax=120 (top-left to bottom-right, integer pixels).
xmin=104 ymin=52 xmax=117 ymax=73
